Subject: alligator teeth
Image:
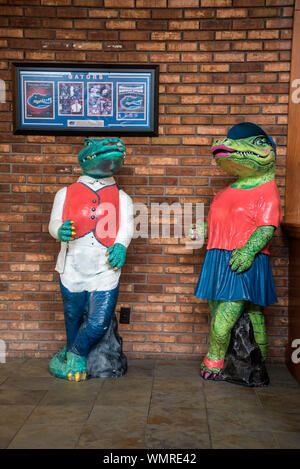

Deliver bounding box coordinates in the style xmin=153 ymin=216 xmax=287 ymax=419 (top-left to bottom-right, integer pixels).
xmin=235 ymin=151 xmax=257 ymax=157
xmin=83 ymin=154 xmax=98 ymax=162
xmin=82 ymin=149 xmax=123 ymax=163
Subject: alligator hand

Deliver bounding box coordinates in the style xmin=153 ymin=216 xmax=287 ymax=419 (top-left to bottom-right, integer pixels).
xmin=58 ymin=220 xmax=76 ymax=242
xmin=229 ymin=245 xmax=255 ymax=273
xmin=188 ymin=221 xmax=208 ymax=241
xmin=106 ymin=243 xmax=127 ymax=270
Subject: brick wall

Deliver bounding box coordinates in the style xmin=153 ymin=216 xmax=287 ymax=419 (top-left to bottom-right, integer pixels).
xmin=0 ymin=0 xmax=292 ymax=362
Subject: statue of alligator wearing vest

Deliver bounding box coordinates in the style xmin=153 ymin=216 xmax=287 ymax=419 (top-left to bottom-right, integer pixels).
xmin=189 ymin=122 xmax=282 ymax=386
xmin=48 ymin=137 xmax=134 ymax=382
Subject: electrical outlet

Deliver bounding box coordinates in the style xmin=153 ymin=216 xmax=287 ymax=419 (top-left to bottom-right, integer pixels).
xmin=119 ymin=307 xmax=130 ymax=324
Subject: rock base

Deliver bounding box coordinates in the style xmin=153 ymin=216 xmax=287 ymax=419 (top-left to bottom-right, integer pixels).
xmin=87 ymin=313 xmax=127 ymax=379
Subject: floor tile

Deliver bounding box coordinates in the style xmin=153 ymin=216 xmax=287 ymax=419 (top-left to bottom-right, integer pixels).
xmin=262 ymin=409 xmax=300 ymax=433
xmin=148 ymin=405 xmax=209 ymax=431
xmin=256 ymin=388 xmax=300 ymax=414
xmin=0 ymin=404 xmax=35 ymax=426
xmin=154 ymin=362 xmax=201 ymax=380
xmin=0 ymin=376 xmax=7 ymax=385
xmin=25 ymin=402 xmax=93 ymax=426
xmin=8 ymin=424 xmax=82 ymax=449
xmin=0 ymin=361 xmax=26 ymax=380
xmin=125 ymin=368 xmax=154 ymax=380
xmin=211 ymin=430 xmax=278 ymax=449
xmin=95 ymin=386 xmax=152 ymax=407
xmin=102 ymin=376 xmax=153 ymax=392
xmin=151 ymin=390 xmax=206 ymax=409
xmin=0 ymin=360 xmax=27 ymax=373
xmin=205 ymin=392 xmax=261 ymax=411
xmin=0 ymin=376 xmax=55 ymax=391
xmin=14 ymin=359 xmax=50 ymax=378
xmin=38 ymin=387 xmax=99 ymax=406
xmin=274 ymin=431 xmax=300 ymax=449
xmin=207 ymin=407 xmax=269 ymax=433
xmin=128 ymin=359 xmax=155 ymax=369
xmin=0 ymin=424 xmax=22 ymax=449
xmin=145 ymin=424 xmax=211 ymax=449
xmin=77 ymin=423 xmax=145 ymax=449
xmin=203 ymin=379 xmax=256 ymax=396
xmin=153 ymin=377 xmax=203 ymax=394
xmin=0 ymin=389 xmax=46 ymax=406
xmin=87 ymin=404 xmax=148 ymax=427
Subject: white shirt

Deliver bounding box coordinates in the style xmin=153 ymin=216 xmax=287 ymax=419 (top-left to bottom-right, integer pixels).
xmin=48 ymin=175 xmax=134 ymax=292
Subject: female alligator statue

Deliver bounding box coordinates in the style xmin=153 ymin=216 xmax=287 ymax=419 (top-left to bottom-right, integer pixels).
xmin=48 ymin=137 xmax=133 ymax=381
xmin=189 ymin=122 xmax=282 ymax=386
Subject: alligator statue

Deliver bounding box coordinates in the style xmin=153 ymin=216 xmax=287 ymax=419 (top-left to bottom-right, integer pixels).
xmin=189 ymin=122 xmax=282 ymax=386
xmin=48 ymin=137 xmax=134 ymax=381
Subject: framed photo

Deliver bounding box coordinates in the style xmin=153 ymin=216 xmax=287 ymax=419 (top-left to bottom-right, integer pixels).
xmin=12 ymin=63 xmax=159 ymax=136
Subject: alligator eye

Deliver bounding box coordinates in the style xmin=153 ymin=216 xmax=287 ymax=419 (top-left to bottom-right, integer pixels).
xmin=253 ymin=136 xmax=268 ymax=146
xmin=85 ymin=140 xmax=91 ymax=146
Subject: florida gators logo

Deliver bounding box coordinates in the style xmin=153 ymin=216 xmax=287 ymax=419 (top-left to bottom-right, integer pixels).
xmin=120 ymin=95 xmax=143 ymax=110
xmin=27 ymin=93 xmax=52 ymax=109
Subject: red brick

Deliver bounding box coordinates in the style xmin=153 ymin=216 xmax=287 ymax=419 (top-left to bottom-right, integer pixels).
xmin=41 ymin=0 xmax=72 ymax=4
xmin=137 ymin=0 xmax=166 ymax=5
xmin=152 ymin=9 xmax=182 ymax=19
xmin=201 ymin=0 xmax=231 ymax=5
xmin=169 ymin=20 xmax=199 ymax=30
xmin=181 ymin=53 xmax=212 ymax=62
xmin=106 ymin=20 xmax=136 ymax=29
xmin=266 ymin=18 xmax=293 ymax=29
xmin=0 ymin=28 xmax=23 ymax=37
xmin=73 ymin=0 xmax=102 ymax=4
xmin=137 ymin=20 xmax=167 ymax=30
xmin=25 ymin=7 xmax=56 ymax=17
xmin=120 ymin=10 xmax=151 ymax=19
xmin=217 ymin=8 xmax=248 ymax=17
xmin=169 ymin=0 xmax=198 ymax=5
xmin=136 ymin=42 xmax=166 ymax=51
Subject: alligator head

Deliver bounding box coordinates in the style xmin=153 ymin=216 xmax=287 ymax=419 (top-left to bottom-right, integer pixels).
xmin=78 ymin=137 xmax=126 ymax=179
xmin=211 ymin=123 xmax=276 ymax=178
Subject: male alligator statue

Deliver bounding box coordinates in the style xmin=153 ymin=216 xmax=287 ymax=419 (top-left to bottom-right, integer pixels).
xmin=48 ymin=137 xmax=133 ymax=381
xmin=189 ymin=122 xmax=282 ymax=386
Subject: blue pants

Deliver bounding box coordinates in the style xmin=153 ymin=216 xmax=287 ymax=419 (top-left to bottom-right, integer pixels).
xmin=60 ymin=280 xmax=119 ymax=357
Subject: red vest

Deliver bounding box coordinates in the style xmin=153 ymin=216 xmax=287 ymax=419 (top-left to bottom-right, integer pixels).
xmin=62 ymin=182 xmax=120 ymax=248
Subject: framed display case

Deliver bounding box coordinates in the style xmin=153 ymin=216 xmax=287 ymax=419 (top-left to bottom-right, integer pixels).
xmin=12 ymin=62 xmax=159 ymax=136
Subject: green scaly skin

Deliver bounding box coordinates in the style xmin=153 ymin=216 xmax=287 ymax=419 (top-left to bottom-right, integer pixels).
xmin=49 ymin=351 xmax=87 ymax=381
xmin=189 ymin=134 xmax=276 ymax=379
xmin=50 ymin=138 xmax=127 ymax=381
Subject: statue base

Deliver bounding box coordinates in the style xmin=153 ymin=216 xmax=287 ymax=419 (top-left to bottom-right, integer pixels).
xmin=217 ymin=310 xmax=269 ymax=387
xmin=87 ymin=313 xmax=127 ymax=379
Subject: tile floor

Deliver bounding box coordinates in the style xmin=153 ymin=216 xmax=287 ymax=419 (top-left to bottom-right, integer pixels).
xmin=0 ymin=358 xmax=299 ymax=449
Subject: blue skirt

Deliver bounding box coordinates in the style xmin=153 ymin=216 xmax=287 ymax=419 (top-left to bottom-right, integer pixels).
xmin=195 ymin=249 xmax=278 ymax=307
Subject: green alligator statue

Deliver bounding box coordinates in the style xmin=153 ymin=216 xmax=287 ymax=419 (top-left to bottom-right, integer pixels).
xmin=189 ymin=122 xmax=282 ymax=383
xmin=48 ymin=137 xmax=133 ymax=381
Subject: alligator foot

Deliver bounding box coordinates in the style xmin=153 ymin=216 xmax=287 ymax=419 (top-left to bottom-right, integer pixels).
xmin=53 ymin=345 xmax=67 ymax=362
xmin=200 ymin=357 xmax=224 ymax=381
xmin=49 ymin=351 xmax=87 ymax=382
xmin=200 ymin=368 xmax=221 ymax=380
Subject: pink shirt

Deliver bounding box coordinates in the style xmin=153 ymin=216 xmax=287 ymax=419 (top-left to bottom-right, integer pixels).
xmin=207 ymin=180 xmax=282 ymax=255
